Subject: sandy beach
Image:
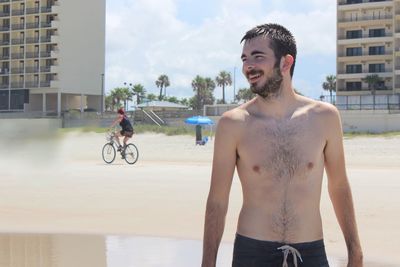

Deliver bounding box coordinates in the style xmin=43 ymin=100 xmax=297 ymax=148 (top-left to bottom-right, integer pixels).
xmin=0 ymin=130 xmax=399 ymax=266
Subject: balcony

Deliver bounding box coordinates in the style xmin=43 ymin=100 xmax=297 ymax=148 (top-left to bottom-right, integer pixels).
xmin=26 ymin=52 xmax=39 ymax=58
xmin=25 ymin=67 xmax=39 ymax=73
xmin=41 ymin=6 xmax=52 ymax=13
xmin=338 ymin=15 xmax=392 ymax=28
xmin=338 ymin=33 xmax=393 ymax=45
xmin=11 ymin=53 xmax=23 ymax=59
xmin=41 ymin=22 xmax=51 ymax=28
xmin=11 ymin=24 xmax=24 ymax=30
xmin=0 ymin=54 xmax=9 ymax=60
xmin=26 ymin=37 xmax=39 ymax=44
xmin=11 ymin=9 xmax=24 ymax=16
xmin=40 ymin=51 xmax=51 ymax=58
xmin=11 ymin=38 xmax=24 ymax=45
xmin=10 ymin=68 xmax=23 ymax=74
xmin=0 ymin=0 xmax=10 ymax=3
xmin=40 ymin=81 xmax=50 ymax=87
xmin=40 ymin=36 xmax=51 ymax=43
xmin=0 ymin=11 xmax=10 ymax=17
xmin=26 ymin=22 xmax=40 ymax=29
xmin=337 ymin=70 xmax=393 ymax=79
xmin=26 ymin=7 xmax=40 ymax=15
xmin=0 ymin=26 xmax=10 ymax=32
xmin=11 ymin=82 xmax=24 ymax=89
xmin=40 ymin=66 xmax=51 ymax=73
xmin=0 ymin=40 xmax=9 ymax=45
xmin=0 ymin=68 xmax=9 ymax=74
xmin=25 ymin=81 xmax=39 ymax=87
xmin=337 ymin=51 xmax=393 ymax=62
xmin=0 ymin=84 xmax=9 ymax=89
xmin=338 ymin=0 xmax=392 ymax=11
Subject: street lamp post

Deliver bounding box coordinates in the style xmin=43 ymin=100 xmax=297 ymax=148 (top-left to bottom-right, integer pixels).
xmin=100 ymin=73 xmax=104 ymax=115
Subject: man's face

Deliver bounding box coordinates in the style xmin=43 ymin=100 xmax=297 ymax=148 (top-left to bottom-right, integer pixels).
xmin=241 ymin=37 xmax=283 ymax=98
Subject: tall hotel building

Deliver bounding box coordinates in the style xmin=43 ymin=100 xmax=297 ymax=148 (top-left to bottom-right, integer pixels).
xmin=0 ymin=0 xmax=105 ymax=115
xmin=337 ymin=0 xmax=400 ymax=108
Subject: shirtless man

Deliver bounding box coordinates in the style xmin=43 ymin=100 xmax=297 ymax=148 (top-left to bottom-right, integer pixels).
xmin=201 ymin=23 xmax=363 ymax=267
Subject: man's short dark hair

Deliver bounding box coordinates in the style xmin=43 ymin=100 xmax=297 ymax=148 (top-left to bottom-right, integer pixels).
xmin=241 ymin=23 xmax=297 ymax=77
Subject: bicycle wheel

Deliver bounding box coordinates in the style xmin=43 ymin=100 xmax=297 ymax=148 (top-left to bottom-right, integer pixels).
xmin=102 ymin=143 xmax=116 ymax=164
xmin=123 ymin=143 xmax=139 ymax=165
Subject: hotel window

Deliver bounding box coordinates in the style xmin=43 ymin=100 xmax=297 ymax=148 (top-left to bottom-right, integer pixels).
xmin=369 ymin=28 xmax=385 ymax=37
xmin=369 ymin=63 xmax=385 ymax=73
xmin=346 ymin=82 xmax=362 ymax=91
xmin=347 ymin=0 xmax=362 ymax=3
xmin=346 ymin=64 xmax=362 ymax=73
xmin=346 ymin=47 xmax=362 ymax=56
xmin=369 ymin=46 xmax=385 ymax=55
xmin=346 ymin=30 xmax=362 ymax=39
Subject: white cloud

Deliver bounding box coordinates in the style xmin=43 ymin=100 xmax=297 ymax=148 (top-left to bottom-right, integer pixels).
xmin=105 ymin=0 xmax=337 ymax=100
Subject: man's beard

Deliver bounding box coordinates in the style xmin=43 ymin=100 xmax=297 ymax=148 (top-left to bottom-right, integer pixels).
xmin=249 ymin=67 xmax=283 ymax=99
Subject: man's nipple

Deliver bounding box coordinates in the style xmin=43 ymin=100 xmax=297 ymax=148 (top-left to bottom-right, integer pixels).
xmin=253 ymin=165 xmax=261 ymax=173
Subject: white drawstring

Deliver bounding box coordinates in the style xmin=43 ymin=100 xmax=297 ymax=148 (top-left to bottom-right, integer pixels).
xmin=277 ymin=245 xmax=303 ymax=267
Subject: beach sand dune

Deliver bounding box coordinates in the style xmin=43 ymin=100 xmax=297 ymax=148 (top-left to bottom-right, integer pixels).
xmin=0 ymin=132 xmax=399 ymax=266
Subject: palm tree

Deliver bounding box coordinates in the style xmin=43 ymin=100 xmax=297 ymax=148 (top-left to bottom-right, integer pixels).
xmin=121 ymin=87 xmax=132 ymax=110
xmin=235 ymin=87 xmax=255 ymax=103
xmin=110 ymin=87 xmax=125 ymax=108
xmin=131 ymin=84 xmax=146 ymax=105
xmin=215 ymin=71 xmax=232 ymax=104
xmin=322 ymin=75 xmax=336 ymax=104
xmin=105 ymin=95 xmax=114 ymax=111
xmin=146 ymin=93 xmax=157 ymax=101
xmin=155 ymin=74 xmax=170 ymax=100
xmin=362 ymin=74 xmax=383 ymax=110
xmin=191 ymin=75 xmax=215 ymax=111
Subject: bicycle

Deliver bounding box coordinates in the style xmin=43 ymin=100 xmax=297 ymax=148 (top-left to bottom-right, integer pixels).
xmin=102 ymin=131 xmax=139 ymax=165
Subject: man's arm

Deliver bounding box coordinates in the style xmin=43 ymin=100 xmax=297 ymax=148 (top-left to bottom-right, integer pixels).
xmin=202 ymin=115 xmax=238 ymax=267
xmin=324 ymin=106 xmax=363 ymax=267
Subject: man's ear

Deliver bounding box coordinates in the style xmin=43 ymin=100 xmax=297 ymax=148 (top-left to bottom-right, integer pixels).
xmin=280 ymin=55 xmax=294 ymax=74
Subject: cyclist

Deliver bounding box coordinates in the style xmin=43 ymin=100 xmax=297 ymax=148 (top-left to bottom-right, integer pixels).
xmin=109 ymin=107 xmax=134 ymax=153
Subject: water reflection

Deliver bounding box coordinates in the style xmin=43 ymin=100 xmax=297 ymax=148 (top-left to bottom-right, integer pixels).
xmin=0 ymin=234 xmax=396 ymax=267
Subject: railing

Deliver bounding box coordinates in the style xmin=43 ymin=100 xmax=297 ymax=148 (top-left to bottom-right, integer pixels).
xmin=41 ymin=6 xmax=52 ymax=13
xmin=26 ymin=52 xmax=39 ymax=58
xmin=11 ymin=24 xmax=24 ymax=30
xmin=0 ymin=0 xmax=9 ymax=3
xmin=26 ymin=37 xmax=39 ymax=44
xmin=11 ymin=53 xmax=24 ymax=59
xmin=26 ymin=22 xmax=40 ymax=29
xmin=11 ymin=38 xmax=24 ymax=45
xmin=40 ymin=36 xmax=51 ymax=42
xmin=11 ymin=68 xmax=23 ymax=74
xmin=0 ymin=40 xmax=9 ymax=45
xmin=337 ymin=51 xmax=392 ymax=57
xmin=335 ymin=94 xmax=400 ymax=110
xmin=0 ymin=54 xmax=9 ymax=60
xmin=338 ymin=70 xmax=392 ymax=75
xmin=338 ymin=15 xmax=392 ymax=23
xmin=0 ymin=69 xmax=9 ymax=74
xmin=338 ymin=0 xmax=391 ymax=5
xmin=0 ymin=84 xmax=8 ymax=89
xmin=40 ymin=66 xmax=51 ymax=72
xmin=25 ymin=81 xmax=39 ymax=87
xmin=40 ymin=51 xmax=51 ymax=57
xmin=11 ymin=9 xmax=24 ymax=16
xmin=26 ymin=8 xmax=40 ymax=15
xmin=11 ymin=83 xmax=24 ymax=88
xmin=25 ymin=67 xmax=39 ymax=73
xmin=41 ymin=22 xmax=51 ymax=28
xmin=0 ymin=12 xmax=10 ymax=17
xmin=0 ymin=26 xmax=10 ymax=32
xmin=40 ymin=81 xmax=51 ymax=87
xmin=339 ymin=33 xmax=393 ymax=39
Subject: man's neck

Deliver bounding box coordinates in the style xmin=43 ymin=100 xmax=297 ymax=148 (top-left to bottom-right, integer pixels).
xmin=256 ymin=83 xmax=298 ymax=120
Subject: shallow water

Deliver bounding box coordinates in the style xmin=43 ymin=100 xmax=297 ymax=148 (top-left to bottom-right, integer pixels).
xmin=0 ymin=234 xmax=396 ymax=267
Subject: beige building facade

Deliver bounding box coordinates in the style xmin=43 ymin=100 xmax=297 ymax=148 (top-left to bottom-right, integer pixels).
xmin=337 ymin=0 xmax=400 ymax=109
xmin=0 ymin=0 xmax=105 ymax=116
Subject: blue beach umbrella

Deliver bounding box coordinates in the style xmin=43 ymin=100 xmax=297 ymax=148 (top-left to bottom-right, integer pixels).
xmin=184 ymin=116 xmax=214 ymax=125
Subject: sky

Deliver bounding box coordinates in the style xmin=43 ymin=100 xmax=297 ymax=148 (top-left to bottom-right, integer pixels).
xmin=105 ymin=0 xmax=336 ymax=102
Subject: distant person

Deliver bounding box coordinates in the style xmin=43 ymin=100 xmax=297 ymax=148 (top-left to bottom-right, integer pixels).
xmin=201 ymin=23 xmax=363 ymax=267
xmin=110 ymin=107 xmax=134 ymax=153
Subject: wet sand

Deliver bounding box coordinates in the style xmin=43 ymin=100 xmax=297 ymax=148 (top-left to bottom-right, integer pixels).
xmin=0 ymin=131 xmax=399 ymax=266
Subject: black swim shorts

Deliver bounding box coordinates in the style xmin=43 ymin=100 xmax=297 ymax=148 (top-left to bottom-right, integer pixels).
xmin=232 ymin=233 xmax=329 ymax=267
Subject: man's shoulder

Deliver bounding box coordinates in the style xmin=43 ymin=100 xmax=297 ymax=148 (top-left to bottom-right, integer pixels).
xmin=298 ymin=96 xmax=339 ymax=118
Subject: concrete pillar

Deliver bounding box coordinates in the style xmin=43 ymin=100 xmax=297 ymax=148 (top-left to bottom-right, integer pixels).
xmin=57 ymin=92 xmax=61 ymax=117
xmin=42 ymin=93 xmax=46 ymax=114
